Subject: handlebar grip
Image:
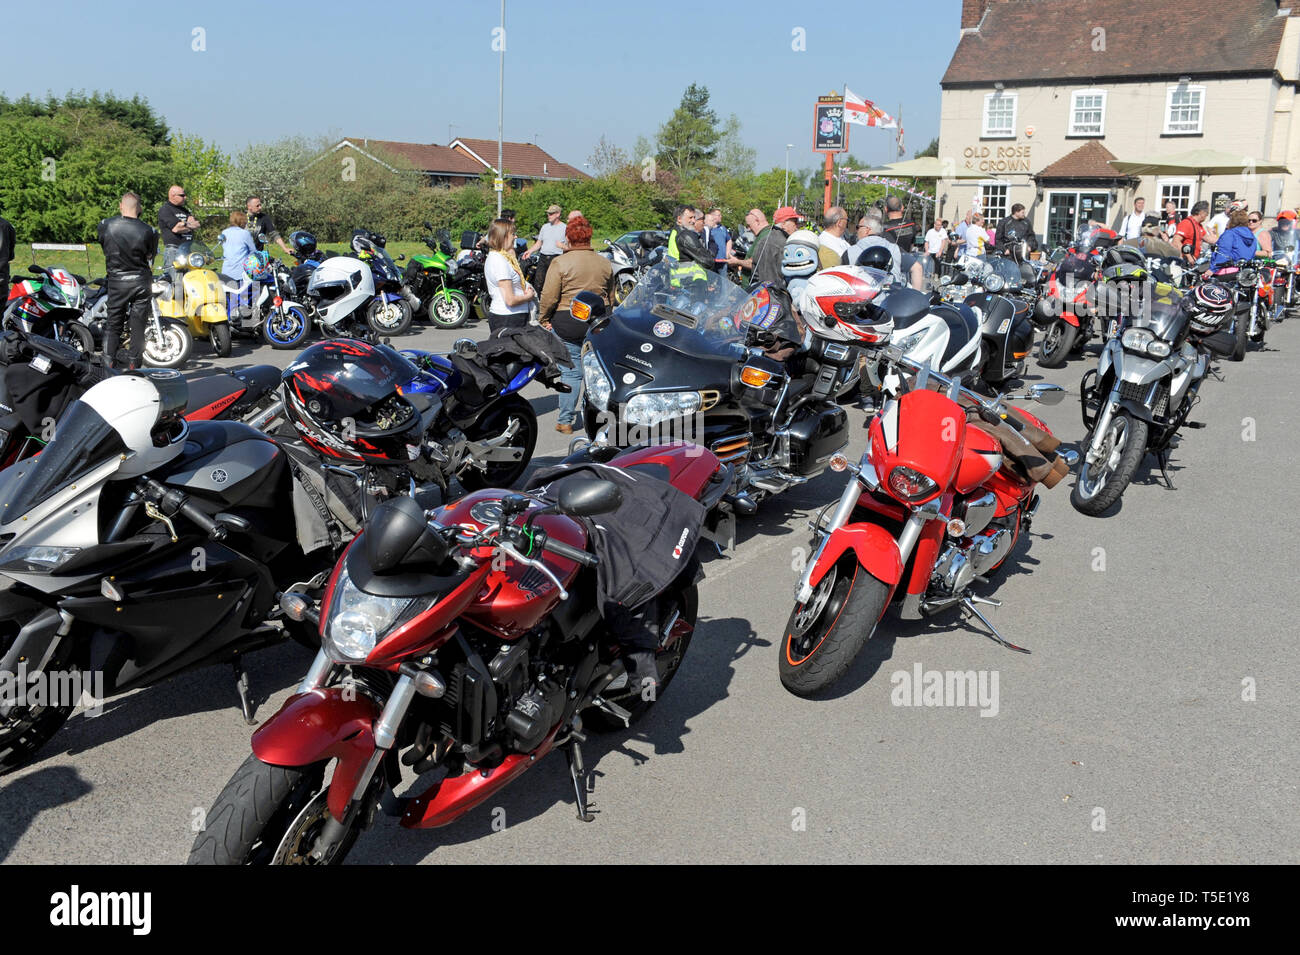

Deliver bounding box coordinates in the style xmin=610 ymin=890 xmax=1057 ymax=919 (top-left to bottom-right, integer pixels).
xmin=978 ymin=406 xmax=1024 ymax=432
xmin=139 ymin=477 xmax=226 ymax=539
xmin=539 ymin=534 xmax=598 ymax=568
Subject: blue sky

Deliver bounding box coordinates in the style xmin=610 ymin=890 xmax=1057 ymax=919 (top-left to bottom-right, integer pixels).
xmin=5 ymin=0 xmax=962 ymax=175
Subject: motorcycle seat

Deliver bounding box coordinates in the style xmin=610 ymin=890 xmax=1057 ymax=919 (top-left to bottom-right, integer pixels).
xmin=879 ymin=288 xmax=931 ymax=330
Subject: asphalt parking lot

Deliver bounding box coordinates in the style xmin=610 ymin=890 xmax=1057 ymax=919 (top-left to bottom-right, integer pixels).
xmin=1 ymin=314 xmax=1296 ymax=864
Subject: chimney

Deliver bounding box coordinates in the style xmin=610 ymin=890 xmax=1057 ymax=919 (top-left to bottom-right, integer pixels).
xmin=961 ymin=0 xmax=995 ymax=32
xmin=543 ymin=161 xmax=548 ymax=175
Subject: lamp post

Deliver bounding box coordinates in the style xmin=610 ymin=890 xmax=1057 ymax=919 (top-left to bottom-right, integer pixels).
xmin=783 ymin=144 xmax=795 ymax=208
xmin=496 ymin=0 xmax=505 ymax=217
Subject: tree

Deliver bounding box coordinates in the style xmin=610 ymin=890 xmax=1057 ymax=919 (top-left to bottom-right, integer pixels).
xmin=587 ymin=136 xmax=629 ymax=177
xmin=716 ymin=115 xmax=756 ymax=176
xmin=226 ymin=137 xmax=318 ymax=216
xmin=0 ymin=91 xmax=170 ymax=146
xmin=655 ymin=84 xmax=721 ymax=180
xmin=915 ymin=137 xmax=939 ymax=159
xmin=169 ymin=132 xmax=231 ymax=206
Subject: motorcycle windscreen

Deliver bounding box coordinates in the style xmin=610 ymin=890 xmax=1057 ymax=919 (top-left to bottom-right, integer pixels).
xmin=615 ymin=261 xmax=751 ymax=357
xmin=0 ymin=401 xmax=126 ymax=520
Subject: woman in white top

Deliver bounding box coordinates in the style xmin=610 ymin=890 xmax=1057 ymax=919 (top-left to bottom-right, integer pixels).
xmin=483 ymin=218 xmax=535 ymax=336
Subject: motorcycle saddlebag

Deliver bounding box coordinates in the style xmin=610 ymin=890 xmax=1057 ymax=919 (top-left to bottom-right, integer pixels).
xmin=280 ymin=437 xmax=370 ymax=553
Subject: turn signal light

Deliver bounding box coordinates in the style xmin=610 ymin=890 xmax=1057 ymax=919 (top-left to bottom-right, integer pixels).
xmin=273 ymin=296 xmax=283 ymax=307
xmin=571 ymin=299 xmax=592 ymax=321
xmin=829 ymin=453 xmax=849 ymax=472
xmin=739 ymin=366 xmax=773 ymax=387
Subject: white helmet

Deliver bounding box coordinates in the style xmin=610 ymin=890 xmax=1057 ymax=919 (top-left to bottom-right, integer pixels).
xmin=781 ymin=229 xmax=821 ymax=279
xmin=79 ymin=371 xmax=189 ymax=478
xmin=798 ymin=267 xmax=894 ymax=343
xmin=306 ymin=255 xmax=375 ymax=324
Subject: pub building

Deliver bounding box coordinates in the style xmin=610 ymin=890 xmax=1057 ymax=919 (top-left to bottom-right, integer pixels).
xmin=935 ymin=0 xmax=1300 ymax=245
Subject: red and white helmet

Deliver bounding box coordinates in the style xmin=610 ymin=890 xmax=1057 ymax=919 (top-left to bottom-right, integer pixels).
xmin=797 ymin=266 xmax=893 ymax=343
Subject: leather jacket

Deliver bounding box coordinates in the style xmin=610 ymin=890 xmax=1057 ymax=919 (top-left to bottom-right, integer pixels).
xmin=670 ymin=227 xmax=716 ymax=268
xmin=98 ymin=216 xmax=158 ymax=284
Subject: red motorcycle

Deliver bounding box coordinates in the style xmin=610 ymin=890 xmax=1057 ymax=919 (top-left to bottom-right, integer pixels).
xmin=778 ymin=347 xmax=1075 ymax=697
xmin=190 ymin=443 xmax=728 ymax=864
xmin=1035 ymin=226 xmax=1119 ymax=368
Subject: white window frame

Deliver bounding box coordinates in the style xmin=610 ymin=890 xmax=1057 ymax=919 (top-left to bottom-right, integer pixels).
xmin=1158 ymin=177 xmax=1197 ymax=217
xmin=1164 ymin=84 xmax=1205 ymax=135
xmin=982 ymin=91 xmax=1017 ymax=138
xmin=1069 ymin=88 xmax=1107 ymax=137
xmin=979 ymin=182 xmax=1010 ymax=223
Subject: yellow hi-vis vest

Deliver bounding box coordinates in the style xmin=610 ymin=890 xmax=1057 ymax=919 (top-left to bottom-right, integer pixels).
xmin=666 ymin=229 xmax=708 ymax=286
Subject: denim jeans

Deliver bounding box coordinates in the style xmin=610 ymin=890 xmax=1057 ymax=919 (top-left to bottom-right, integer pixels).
xmin=558 ymin=340 xmax=584 ymax=426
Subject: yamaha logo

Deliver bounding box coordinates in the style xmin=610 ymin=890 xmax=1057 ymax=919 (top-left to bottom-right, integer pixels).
xmin=210 ymin=468 xmax=229 ymax=484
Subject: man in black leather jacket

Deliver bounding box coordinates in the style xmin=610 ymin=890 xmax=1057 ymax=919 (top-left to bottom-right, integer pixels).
xmin=994 ymin=203 xmax=1038 ymax=257
xmin=97 ymin=193 xmax=158 ymax=369
xmin=667 ymin=205 xmax=717 ymax=268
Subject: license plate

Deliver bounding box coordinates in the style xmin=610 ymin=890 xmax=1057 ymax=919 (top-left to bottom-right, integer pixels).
xmin=31 ymin=355 xmax=52 ymax=375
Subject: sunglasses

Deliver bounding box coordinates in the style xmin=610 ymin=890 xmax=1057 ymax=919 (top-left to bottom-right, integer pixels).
xmin=1248 ymin=217 xmax=1261 ymax=223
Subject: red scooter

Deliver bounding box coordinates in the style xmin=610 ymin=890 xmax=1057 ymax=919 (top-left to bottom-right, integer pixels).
xmin=778 ymin=347 xmax=1075 ymax=697
xmin=191 ymin=443 xmax=729 ymax=864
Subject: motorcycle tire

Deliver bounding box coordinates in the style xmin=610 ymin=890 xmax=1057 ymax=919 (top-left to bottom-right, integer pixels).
xmin=209 ymin=322 xmax=233 ymax=358
xmin=1249 ymin=304 xmax=1267 ymax=345
xmin=188 ymin=756 xmax=361 ymax=866
xmin=1070 ymin=411 xmax=1148 ymax=517
xmin=63 ymin=321 xmax=96 ymax=360
xmin=427 ymin=290 xmax=471 ymax=329
xmin=585 ymin=583 xmax=698 ymax=731
xmin=474 ymin=291 xmax=491 ymax=322
xmin=1229 ymin=309 xmax=1248 ymax=361
xmin=455 ymin=395 xmax=538 ymax=492
xmin=612 ymin=273 xmax=638 ymax=306
xmin=778 ymin=555 xmax=891 ymax=698
xmin=0 ymin=631 xmax=81 ymax=775
xmin=143 ymin=320 xmax=193 ymax=369
xmin=1036 ymin=319 xmax=1078 ymax=369
xmin=263 ymin=305 xmax=312 ymax=349
xmin=367 ymin=298 xmax=412 ymax=336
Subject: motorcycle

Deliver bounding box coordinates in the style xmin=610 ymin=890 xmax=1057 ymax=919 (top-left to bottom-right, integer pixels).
xmin=1035 ymin=226 xmax=1120 ymax=368
xmin=1072 ymin=275 xmax=1237 ymax=515
xmin=405 ymin=225 xmax=473 ymax=330
xmin=779 ymin=344 xmax=1071 ymax=696
xmin=937 ymin=254 xmax=1038 ymax=390
xmin=3 ymin=265 xmax=96 ymax=357
xmin=218 ymin=252 xmax=313 ymax=350
xmin=353 ymin=229 xmax=419 ymax=336
xmin=0 ymin=371 xmax=359 ymax=773
xmin=602 ymin=232 xmax=667 ymax=305
xmin=578 ymin=261 xmax=860 ymax=520
xmin=81 ymin=278 xmax=195 ymax=370
xmin=189 ymin=442 xmax=730 ymax=865
xmin=155 ymin=241 xmax=235 ymax=358
xmin=1204 ymin=259 xmax=1260 ymax=362
xmin=303 ymin=233 xmax=415 ymax=340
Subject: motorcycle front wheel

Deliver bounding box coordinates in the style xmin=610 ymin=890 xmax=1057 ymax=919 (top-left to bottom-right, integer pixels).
xmin=142 ymin=320 xmax=193 ymax=369
xmin=1036 ymin=319 xmax=1078 ymax=368
xmin=778 ymin=556 xmax=890 ymax=698
xmin=367 ymin=298 xmax=412 ymax=336
xmin=62 ymin=321 xmax=96 ymax=360
xmin=1070 ymin=410 xmax=1148 ymax=516
xmin=209 ymin=321 xmax=232 ymax=358
xmin=263 ymin=305 xmax=312 ymax=349
xmin=428 ymin=290 xmax=471 ymax=329
xmin=188 ymin=756 xmax=363 ymax=865
xmin=612 ymin=273 xmax=638 ymax=306
xmin=0 ymin=628 xmax=81 ymax=775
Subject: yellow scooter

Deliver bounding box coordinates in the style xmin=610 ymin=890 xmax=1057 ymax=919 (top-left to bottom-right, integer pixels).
xmin=155 ymin=240 xmax=233 ymax=357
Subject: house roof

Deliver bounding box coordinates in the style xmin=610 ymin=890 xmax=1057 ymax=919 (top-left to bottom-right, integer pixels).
xmin=1036 ymin=141 xmax=1127 ymax=179
xmin=340 ymin=139 xmax=483 ymax=176
xmin=450 ymin=138 xmax=589 ymax=180
xmin=943 ymin=0 xmax=1291 ymax=86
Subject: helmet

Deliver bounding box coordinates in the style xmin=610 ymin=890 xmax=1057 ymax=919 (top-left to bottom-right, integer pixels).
xmin=855 ymin=244 xmax=894 ymax=272
xmin=781 ymin=229 xmax=820 ymax=278
xmin=1187 ymin=283 xmax=1233 ymax=335
xmin=81 ymin=370 xmax=189 ymax=478
xmin=1226 ymin=199 xmax=1249 ymax=215
xmin=289 ymin=230 xmax=318 ymax=256
xmin=244 ymin=251 xmax=274 ymax=282
xmin=39 ymin=267 xmax=83 ymax=308
xmin=798 ymin=267 xmax=894 ymax=343
xmin=1101 ymin=246 xmax=1148 ymax=283
xmin=283 ymin=339 xmax=425 ymax=465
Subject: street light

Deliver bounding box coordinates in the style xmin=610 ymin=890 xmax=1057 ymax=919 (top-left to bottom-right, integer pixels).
xmin=496 ymin=0 xmax=505 ymax=217
xmin=784 ymin=144 xmax=795 ymax=208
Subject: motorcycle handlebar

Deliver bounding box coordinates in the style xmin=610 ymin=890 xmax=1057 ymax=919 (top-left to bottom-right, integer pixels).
xmin=535 ymin=531 xmax=598 ymax=568
xmin=138 ymin=476 xmax=227 ymax=540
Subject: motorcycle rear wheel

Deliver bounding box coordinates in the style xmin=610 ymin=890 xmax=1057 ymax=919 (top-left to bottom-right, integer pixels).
xmin=188 ymin=756 xmax=362 ymax=865
xmin=455 ymin=395 xmax=538 ymax=492
xmin=1036 ymin=319 xmax=1078 ymax=368
xmin=778 ymin=556 xmax=890 ymax=698
xmin=1070 ymin=411 xmax=1148 ymax=516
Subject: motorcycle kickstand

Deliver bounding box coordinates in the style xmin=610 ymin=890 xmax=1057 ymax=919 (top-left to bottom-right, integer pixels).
xmin=1155 ymin=449 xmax=1176 ymax=490
xmin=960 ymin=596 xmax=1030 ymax=654
xmin=564 ymin=734 xmax=597 ymax=823
xmin=233 ymin=657 xmax=257 ymax=725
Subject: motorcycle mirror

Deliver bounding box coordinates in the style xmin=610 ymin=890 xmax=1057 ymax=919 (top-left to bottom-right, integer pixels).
xmin=395 ymin=254 xmax=406 ymax=262
xmin=1028 ymin=383 xmax=1066 ymax=405
xmin=453 ymin=338 xmax=478 ymax=357
xmin=555 ymin=478 xmax=623 ymax=517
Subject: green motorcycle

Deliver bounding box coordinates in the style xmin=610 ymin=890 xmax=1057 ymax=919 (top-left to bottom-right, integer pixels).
xmin=405 ymin=224 xmax=474 ymax=329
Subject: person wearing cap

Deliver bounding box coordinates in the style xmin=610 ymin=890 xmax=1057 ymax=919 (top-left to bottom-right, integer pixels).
xmin=1269 ymin=209 xmax=1298 ymax=259
xmin=1121 ymin=216 xmax=1179 ymax=258
xmin=523 ymin=204 xmax=569 ymax=295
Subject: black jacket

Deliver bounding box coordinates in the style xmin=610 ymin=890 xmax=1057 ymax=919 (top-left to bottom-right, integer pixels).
xmin=444 ymin=325 xmax=572 ymax=425
xmin=98 ymin=216 xmax=158 ymax=284
xmin=671 ymin=227 xmax=716 ymax=268
xmin=994 ymin=215 xmax=1038 ymax=253
xmin=525 ymin=460 xmax=705 ymax=616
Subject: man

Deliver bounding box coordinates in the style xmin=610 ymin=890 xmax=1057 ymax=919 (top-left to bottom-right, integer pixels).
xmin=158 ymin=185 xmax=200 ymax=257
xmin=245 ymin=196 xmax=293 ymax=255
xmin=566 ymin=210 xmax=583 ymax=223
xmin=666 ymin=205 xmax=715 ymax=268
xmin=703 ymin=208 xmax=731 ymax=273
xmin=993 ymin=203 xmax=1038 ymax=257
xmin=963 ymin=214 xmax=990 ymax=257
xmin=0 ymin=212 xmax=15 ymax=292
xmin=1121 ymin=217 xmax=1180 ymax=258
xmin=1269 ymin=209 xmax=1298 ymax=259
xmin=848 ymin=214 xmax=903 ymax=284
xmin=523 ymin=204 xmax=568 ymax=294
xmin=1176 ymin=201 xmax=1210 ymax=263
xmin=1118 ymin=197 xmax=1146 ymax=241
xmin=924 ymin=218 xmax=949 ymax=270
xmin=882 ymin=195 xmax=918 ymax=251
xmin=818 ymin=206 xmax=851 ymax=268
xmin=98 ymin=193 xmax=159 ymax=370
xmin=735 ymin=207 xmax=789 ymax=288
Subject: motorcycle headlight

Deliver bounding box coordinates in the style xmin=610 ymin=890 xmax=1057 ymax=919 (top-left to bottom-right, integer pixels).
xmin=188 ymin=253 xmax=206 ymax=270
xmin=0 ymin=545 xmax=82 ymax=574
xmin=1146 ymin=340 xmax=1171 ymax=358
xmin=324 ymin=565 xmax=418 ymax=663
xmin=446 ymin=261 xmax=459 ymax=277
xmin=1121 ymin=327 xmax=1156 ymax=353
xmin=624 ymin=391 xmax=702 ymax=427
xmin=887 ymin=466 xmax=940 ymax=503
xmin=581 ymin=346 xmax=612 ymax=411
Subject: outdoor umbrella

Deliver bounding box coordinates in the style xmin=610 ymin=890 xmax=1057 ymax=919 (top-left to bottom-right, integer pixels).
xmin=1109 ymin=148 xmax=1289 ymax=195
xmin=865 ymin=157 xmax=988 ymax=179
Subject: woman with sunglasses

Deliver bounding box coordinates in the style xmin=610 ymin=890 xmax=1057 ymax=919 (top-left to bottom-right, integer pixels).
xmin=1249 ymin=212 xmax=1273 ymax=256
xmin=1210 ymin=201 xmax=1259 ymax=268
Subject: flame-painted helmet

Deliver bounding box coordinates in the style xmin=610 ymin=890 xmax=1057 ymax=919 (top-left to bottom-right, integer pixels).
xmin=244 ymin=251 xmax=274 ymax=282
xmin=798 ymin=266 xmax=894 ymax=344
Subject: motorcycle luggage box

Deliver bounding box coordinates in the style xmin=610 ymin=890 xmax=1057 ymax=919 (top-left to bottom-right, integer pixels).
xmin=785 ymin=402 xmax=848 ymax=476
xmin=460 ymin=230 xmax=481 ymax=251
xmin=159 ymin=420 xmax=285 ymax=509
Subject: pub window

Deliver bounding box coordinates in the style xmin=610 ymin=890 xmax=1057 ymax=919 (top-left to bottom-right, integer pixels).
xmin=1070 ymin=89 xmax=1106 ymax=136
xmin=980 ymin=184 xmax=1009 ymax=223
xmin=982 ymin=91 xmax=1017 ymax=138
xmin=1165 ymin=85 xmax=1204 ymax=135
xmin=1159 ymin=180 xmax=1194 ymax=217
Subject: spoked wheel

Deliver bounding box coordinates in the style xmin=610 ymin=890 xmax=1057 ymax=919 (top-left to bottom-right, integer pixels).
xmin=612 ymin=273 xmax=638 ymax=305
xmin=142 ymin=320 xmax=193 ymax=369
xmin=263 ymin=305 xmax=312 ymax=349
xmin=188 ymin=756 xmax=363 ymax=865
xmin=455 ymin=396 xmax=538 ymax=492
xmin=778 ymin=556 xmax=891 ymax=698
xmin=428 ymin=290 xmax=471 ymax=329
xmin=1070 ymin=411 xmax=1148 ymax=516
xmin=367 ymin=298 xmax=412 ymax=336
xmin=1036 ymin=319 xmax=1078 ymax=368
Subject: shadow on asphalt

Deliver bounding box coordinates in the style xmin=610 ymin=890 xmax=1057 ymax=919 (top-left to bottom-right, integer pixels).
xmin=0 ymin=765 xmax=94 ymax=862
xmin=346 ymin=614 xmax=760 ymax=864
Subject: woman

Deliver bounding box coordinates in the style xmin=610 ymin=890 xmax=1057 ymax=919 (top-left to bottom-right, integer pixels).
xmin=1210 ymin=204 xmax=1258 ymax=268
xmin=217 ymin=211 xmax=257 ymax=282
xmin=483 ymin=217 xmax=535 ymax=336
xmin=537 ymin=216 xmax=613 ymax=434
xmin=1249 ymin=212 xmax=1272 ymax=256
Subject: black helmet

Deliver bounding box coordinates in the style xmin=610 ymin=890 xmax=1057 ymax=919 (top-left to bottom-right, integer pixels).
xmin=855 ymin=244 xmax=894 ymax=272
xmin=1186 ymin=283 xmax=1234 ymax=335
xmin=289 ymin=230 xmax=317 ymax=256
xmin=283 ymin=339 xmax=425 ymax=465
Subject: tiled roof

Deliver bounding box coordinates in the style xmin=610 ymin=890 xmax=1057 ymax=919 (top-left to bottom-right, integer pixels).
xmin=944 ymin=0 xmax=1290 ymax=86
xmin=1036 ymin=141 xmax=1125 ymax=179
xmin=451 ymin=138 xmax=589 ymax=180
xmin=341 ymin=139 xmax=483 ymax=176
